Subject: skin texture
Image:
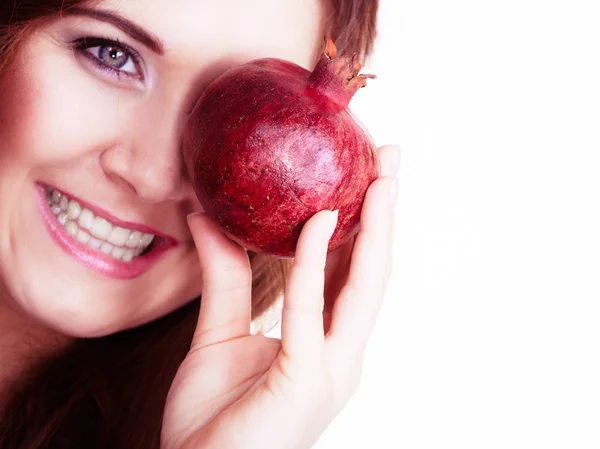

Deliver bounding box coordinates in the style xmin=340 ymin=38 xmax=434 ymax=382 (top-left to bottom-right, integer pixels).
xmin=0 ymin=0 xmax=400 ymax=446
xmin=0 ymin=0 xmax=325 ymax=341
xmin=162 ymin=146 xmax=399 ymax=449
xmin=184 ymin=43 xmax=379 ymax=257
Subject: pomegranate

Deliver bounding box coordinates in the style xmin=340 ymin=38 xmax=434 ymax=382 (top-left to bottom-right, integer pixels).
xmin=183 ymin=37 xmax=379 ymax=258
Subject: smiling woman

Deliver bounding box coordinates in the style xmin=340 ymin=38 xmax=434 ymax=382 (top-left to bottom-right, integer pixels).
xmin=0 ymin=1 xmax=390 ymax=448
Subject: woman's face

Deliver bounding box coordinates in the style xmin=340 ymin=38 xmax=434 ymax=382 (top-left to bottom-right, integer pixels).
xmin=0 ymin=0 xmax=325 ymax=337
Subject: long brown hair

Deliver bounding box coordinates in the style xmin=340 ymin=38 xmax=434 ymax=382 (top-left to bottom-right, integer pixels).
xmin=0 ymin=1 xmax=379 ymax=447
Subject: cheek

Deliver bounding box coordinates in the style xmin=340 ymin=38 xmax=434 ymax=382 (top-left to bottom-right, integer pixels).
xmin=0 ymin=42 xmax=129 ymax=167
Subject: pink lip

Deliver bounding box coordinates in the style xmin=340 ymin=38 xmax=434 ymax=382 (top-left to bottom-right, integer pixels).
xmin=36 ymin=183 xmax=178 ymax=280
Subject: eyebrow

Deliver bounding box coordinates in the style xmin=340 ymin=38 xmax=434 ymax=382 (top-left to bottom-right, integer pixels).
xmin=66 ymin=7 xmax=165 ymax=55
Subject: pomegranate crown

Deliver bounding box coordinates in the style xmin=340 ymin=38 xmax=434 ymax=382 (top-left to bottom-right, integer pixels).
xmin=307 ymin=36 xmax=377 ymax=108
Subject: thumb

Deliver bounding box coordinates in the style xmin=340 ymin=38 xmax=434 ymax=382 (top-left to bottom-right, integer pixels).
xmin=187 ymin=212 xmax=253 ymax=348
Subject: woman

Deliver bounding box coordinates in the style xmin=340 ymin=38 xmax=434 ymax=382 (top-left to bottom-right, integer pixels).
xmin=0 ymin=0 xmax=399 ymax=447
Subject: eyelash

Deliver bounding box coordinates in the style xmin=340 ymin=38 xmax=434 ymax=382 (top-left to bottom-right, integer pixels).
xmin=71 ymin=36 xmax=145 ymax=82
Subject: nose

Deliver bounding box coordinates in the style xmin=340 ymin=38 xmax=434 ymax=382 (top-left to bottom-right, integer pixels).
xmin=100 ymin=95 xmax=191 ymax=203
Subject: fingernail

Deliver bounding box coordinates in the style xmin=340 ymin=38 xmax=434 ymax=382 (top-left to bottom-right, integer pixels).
xmin=392 ymin=146 xmax=401 ymax=176
xmin=380 ymin=145 xmax=399 ymax=177
xmin=390 ymin=179 xmax=399 ymax=208
xmin=187 ymin=212 xmax=201 ymax=224
xmin=329 ymin=209 xmax=339 ymax=235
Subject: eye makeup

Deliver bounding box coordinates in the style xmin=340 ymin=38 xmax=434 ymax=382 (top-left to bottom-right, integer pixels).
xmin=70 ymin=36 xmax=146 ymax=82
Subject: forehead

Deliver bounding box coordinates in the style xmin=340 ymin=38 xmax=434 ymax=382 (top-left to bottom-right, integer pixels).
xmin=95 ymin=0 xmax=325 ymax=67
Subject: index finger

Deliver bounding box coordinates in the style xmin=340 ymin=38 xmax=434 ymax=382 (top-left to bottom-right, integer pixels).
xmin=326 ymin=176 xmax=397 ymax=351
xmin=280 ymin=210 xmax=337 ymax=363
xmin=322 ymin=144 xmax=399 ymax=333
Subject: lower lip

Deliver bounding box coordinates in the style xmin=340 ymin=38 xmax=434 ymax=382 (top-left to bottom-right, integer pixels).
xmin=36 ymin=184 xmax=176 ymax=280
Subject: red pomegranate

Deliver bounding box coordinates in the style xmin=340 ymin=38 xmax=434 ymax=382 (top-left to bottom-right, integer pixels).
xmin=183 ymin=37 xmax=379 ymax=258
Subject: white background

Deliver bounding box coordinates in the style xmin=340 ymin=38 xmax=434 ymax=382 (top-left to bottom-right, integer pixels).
xmin=314 ymin=0 xmax=600 ymax=447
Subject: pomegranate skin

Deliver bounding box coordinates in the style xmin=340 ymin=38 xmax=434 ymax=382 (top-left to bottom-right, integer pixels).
xmin=184 ymin=38 xmax=379 ymax=258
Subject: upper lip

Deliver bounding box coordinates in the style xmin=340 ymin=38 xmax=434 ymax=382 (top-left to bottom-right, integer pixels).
xmin=41 ymin=183 xmax=178 ymax=243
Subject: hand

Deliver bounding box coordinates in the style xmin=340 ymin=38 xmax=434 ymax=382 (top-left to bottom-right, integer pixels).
xmin=161 ymin=145 xmax=400 ymax=449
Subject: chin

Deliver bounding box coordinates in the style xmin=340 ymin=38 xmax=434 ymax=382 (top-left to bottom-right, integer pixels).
xmin=16 ymin=278 xmax=197 ymax=339
xmin=9 ymin=279 xmax=138 ymax=339
xmin=23 ymin=295 xmax=133 ymax=339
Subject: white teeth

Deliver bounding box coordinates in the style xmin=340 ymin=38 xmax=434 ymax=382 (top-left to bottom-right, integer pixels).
xmin=111 ymin=246 xmax=125 ymax=259
xmin=67 ymin=201 xmax=81 ymax=220
xmin=107 ymin=226 xmax=130 ymax=247
xmin=65 ymin=221 xmax=78 ymax=236
xmin=122 ymin=248 xmax=135 ymax=262
xmin=87 ymin=237 xmax=102 ymax=249
xmin=57 ymin=212 xmax=68 ymax=226
xmin=100 ymin=242 xmax=114 ymax=254
xmin=90 ymin=217 xmax=112 ymax=240
xmin=78 ymin=209 xmax=94 ymax=230
xmin=46 ymin=187 xmax=158 ymax=263
xmin=140 ymin=233 xmax=154 ymax=246
xmin=76 ymin=229 xmax=91 ymax=244
xmin=126 ymin=231 xmax=142 ymax=248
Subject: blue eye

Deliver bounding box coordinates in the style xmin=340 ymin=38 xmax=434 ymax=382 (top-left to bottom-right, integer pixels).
xmin=73 ymin=37 xmax=144 ymax=81
xmin=96 ymin=45 xmax=132 ymax=70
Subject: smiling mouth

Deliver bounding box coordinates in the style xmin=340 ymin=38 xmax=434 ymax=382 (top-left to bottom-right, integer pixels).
xmin=44 ymin=186 xmax=158 ymax=262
